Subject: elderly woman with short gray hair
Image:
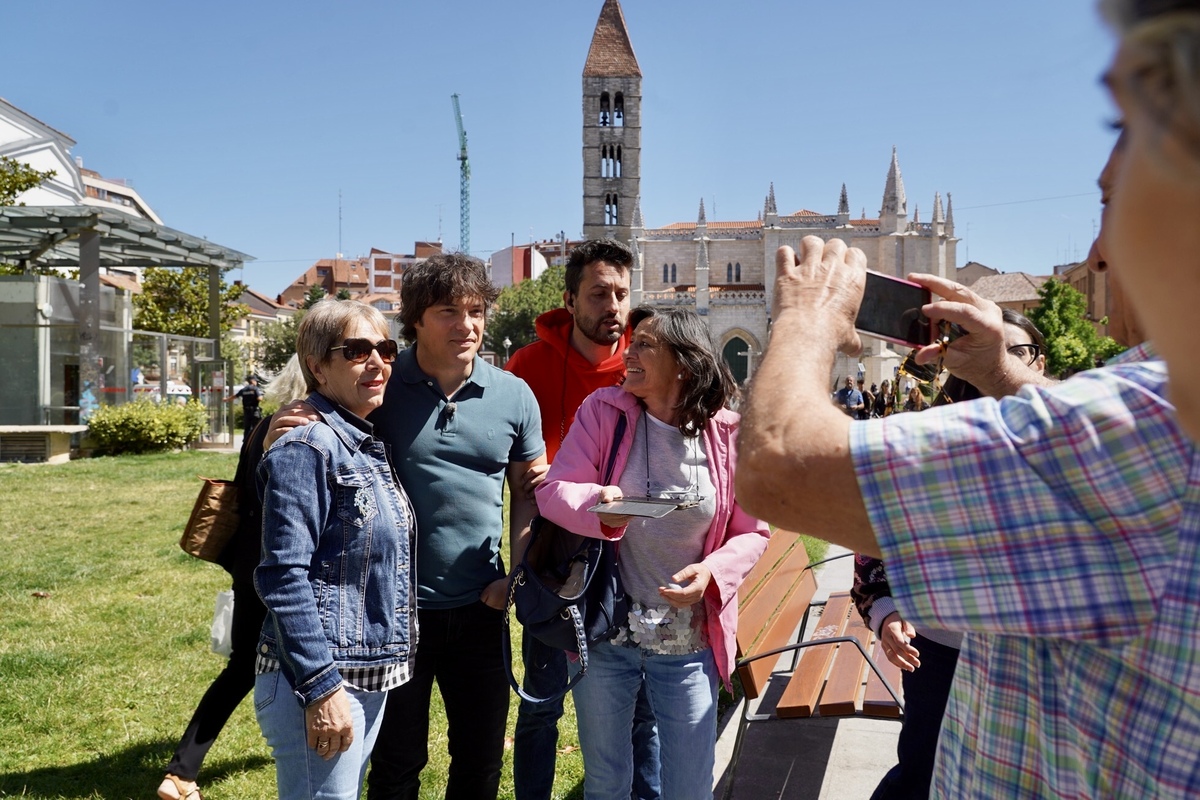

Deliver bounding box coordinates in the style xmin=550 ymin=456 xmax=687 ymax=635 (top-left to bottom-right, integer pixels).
xmin=253 ymin=299 xmax=416 ymax=800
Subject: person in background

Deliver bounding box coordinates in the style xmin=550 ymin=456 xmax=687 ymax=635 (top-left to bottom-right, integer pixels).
xmin=858 ymin=380 xmax=875 ymax=420
xmin=832 ymin=375 xmax=863 ymax=417
xmin=851 ymin=309 xmax=1047 ymax=800
xmin=158 ymin=355 xmax=307 ymax=800
xmin=536 ymin=306 xmax=769 ymax=799
xmin=254 ymin=300 xmax=415 ymax=800
xmin=227 ymin=374 xmax=264 ymax=438
xmin=873 ymin=379 xmax=896 ymax=417
xmin=504 ymin=239 xmax=661 ymax=800
xmin=901 ymin=385 xmax=927 ymax=413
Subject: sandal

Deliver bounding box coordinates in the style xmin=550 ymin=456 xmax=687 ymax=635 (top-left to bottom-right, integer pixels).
xmin=158 ymin=774 xmax=202 ymax=800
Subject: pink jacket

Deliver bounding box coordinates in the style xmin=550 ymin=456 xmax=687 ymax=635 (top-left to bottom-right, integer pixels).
xmin=535 ymin=386 xmax=771 ymax=690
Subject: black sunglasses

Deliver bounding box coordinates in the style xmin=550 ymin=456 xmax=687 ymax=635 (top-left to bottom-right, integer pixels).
xmin=329 ymin=338 xmax=399 ymax=364
xmin=1006 ymin=343 xmax=1042 ymax=366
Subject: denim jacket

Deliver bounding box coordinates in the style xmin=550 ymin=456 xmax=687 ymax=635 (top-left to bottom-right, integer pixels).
xmin=255 ymin=392 xmax=415 ymax=707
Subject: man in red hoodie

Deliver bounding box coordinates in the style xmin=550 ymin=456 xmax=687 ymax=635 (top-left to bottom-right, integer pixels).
xmin=506 ymin=239 xmax=661 ymax=800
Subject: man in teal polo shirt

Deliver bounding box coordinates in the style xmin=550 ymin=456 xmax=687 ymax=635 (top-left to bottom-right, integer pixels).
xmin=366 ymin=253 xmax=545 ymax=800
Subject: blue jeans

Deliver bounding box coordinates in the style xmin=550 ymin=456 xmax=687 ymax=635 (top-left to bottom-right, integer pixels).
xmin=254 ymin=671 xmax=387 ymax=800
xmin=513 ymin=634 xmax=662 ymax=800
xmin=572 ymin=641 xmax=717 ymax=800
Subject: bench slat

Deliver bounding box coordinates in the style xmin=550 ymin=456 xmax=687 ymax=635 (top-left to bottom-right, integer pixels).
xmin=776 ymin=593 xmax=852 ymax=718
xmin=862 ymin=641 xmax=904 ymax=718
xmin=738 ymin=532 xmax=800 ymax=606
xmin=817 ymin=602 xmax=873 ymax=716
xmin=737 ymin=565 xmax=818 ymax=699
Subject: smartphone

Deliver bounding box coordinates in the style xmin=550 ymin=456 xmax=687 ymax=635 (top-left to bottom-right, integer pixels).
xmin=854 ymin=271 xmax=935 ymax=348
xmin=587 ymin=499 xmax=678 ymax=518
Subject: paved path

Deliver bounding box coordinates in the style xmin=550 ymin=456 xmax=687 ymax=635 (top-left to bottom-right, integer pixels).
xmin=712 ymin=545 xmax=902 ymax=799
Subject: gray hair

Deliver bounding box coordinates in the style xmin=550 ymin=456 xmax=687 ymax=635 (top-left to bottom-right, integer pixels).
xmin=295 ymin=299 xmax=390 ymax=392
xmin=263 ymin=353 xmax=308 ymax=405
xmin=1101 ymin=1 xmax=1200 ymax=164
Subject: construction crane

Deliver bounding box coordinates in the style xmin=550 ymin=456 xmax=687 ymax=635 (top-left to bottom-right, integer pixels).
xmin=451 ymin=93 xmax=470 ymax=254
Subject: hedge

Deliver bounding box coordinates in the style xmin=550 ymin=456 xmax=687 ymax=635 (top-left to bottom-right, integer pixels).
xmin=86 ymin=398 xmax=210 ymax=455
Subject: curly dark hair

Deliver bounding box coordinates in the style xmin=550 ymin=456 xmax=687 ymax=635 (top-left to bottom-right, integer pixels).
xmin=399 ymin=252 xmax=500 ymax=342
xmin=565 ymin=239 xmax=633 ymax=297
xmin=626 ymin=305 xmax=738 ymax=435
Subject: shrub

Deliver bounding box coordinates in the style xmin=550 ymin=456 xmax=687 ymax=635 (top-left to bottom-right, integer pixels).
xmin=86 ymin=399 xmax=209 ymax=455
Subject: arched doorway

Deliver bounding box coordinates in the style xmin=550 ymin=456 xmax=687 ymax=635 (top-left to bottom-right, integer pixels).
xmin=722 ymin=336 xmax=750 ymax=385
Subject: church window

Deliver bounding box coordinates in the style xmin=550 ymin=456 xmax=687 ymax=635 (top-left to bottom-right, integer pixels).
xmin=614 ymin=92 xmax=624 ymax=127
xmin=601 ymin=145 xmax=611 ymax=178
xmin=726 ymin=263 xmax=733 ymax=282
xmin=605 ymin=194 xmax=619 ymax=226
xmin=735 ymin=262 xmax=742 ymax=282
xmin=614 ymin=145 xmax=622 ymax=178
xmin=671 ymin=263 xmax=677 ymax=283
xmin=663 ymin=264 xmax=669 ymax=283
xmin=599 ymin=92 xmax=611 ymax=127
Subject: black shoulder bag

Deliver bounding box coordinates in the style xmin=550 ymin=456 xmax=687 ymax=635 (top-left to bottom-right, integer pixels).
xmin=502 ymin=414 xmax=629 ymax=703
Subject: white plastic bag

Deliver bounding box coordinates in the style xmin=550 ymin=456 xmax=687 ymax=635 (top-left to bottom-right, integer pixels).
xmin=210 ymin=589 xmax=235 ymax=657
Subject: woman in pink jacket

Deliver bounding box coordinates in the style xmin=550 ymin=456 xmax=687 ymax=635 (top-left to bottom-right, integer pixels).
xmin=535 ymin=305 xmax=770 ymax=799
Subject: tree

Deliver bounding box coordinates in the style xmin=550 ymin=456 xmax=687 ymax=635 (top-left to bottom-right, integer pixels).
xmin=1027 ymin=278 xmax=1124 ymax=377
xmin=0 ymin=155 xmax=58 ymax=274
xmin=259 ymin=312 xmax=305 ymax=373
xmin=0 ymin=155 xmax=55 ymax=205
xmin=133 ymin=267 xmax=247 ymax=337
xmin=486 ymin=265 xmax=566 ymax=355
xmin=302 ymin=285 xmax=327 ymax=308
xmin=335 ymin=288 xmax=352 ymax=300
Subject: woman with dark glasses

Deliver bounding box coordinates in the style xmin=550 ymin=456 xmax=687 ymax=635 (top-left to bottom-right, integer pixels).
xmin=851 ymin=310 xmax=1046 ymax=800
xmin=253 ymin=299 xmax=415 ymax=800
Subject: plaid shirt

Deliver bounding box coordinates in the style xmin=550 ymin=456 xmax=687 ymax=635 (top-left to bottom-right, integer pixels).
xmin=850 ymin=345 xmax=1200 ymax=798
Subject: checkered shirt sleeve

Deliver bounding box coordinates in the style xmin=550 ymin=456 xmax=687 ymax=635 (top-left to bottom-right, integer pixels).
xmin=850 ymin=348 xmax=1200 ymax=797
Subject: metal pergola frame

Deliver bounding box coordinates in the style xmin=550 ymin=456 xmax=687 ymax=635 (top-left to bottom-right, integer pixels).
xmin=0 ymin=205 xmax=253 ymax=409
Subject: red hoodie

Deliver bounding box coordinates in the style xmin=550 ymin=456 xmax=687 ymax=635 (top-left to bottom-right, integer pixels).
xmin=504 ymin=307 xmax=629 ymax=462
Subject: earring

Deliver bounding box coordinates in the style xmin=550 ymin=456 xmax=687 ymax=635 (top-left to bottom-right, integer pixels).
xmin=677 ymin=372 xmax=684 ymax=380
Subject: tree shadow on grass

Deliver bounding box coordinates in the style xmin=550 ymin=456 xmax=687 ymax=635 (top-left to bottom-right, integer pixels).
xmin=0 ymin=738 xmax=271 ymax=799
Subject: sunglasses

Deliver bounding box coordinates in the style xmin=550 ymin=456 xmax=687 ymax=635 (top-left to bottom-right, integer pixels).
xmin=1006 ymin=343 xmax=1042 ymax=366
xmin=329 ymin=338 xmax=399 ymax=364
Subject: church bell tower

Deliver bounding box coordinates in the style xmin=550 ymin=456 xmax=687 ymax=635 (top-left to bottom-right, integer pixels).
xmin=582 ymin=0 xmax=642 ymax=243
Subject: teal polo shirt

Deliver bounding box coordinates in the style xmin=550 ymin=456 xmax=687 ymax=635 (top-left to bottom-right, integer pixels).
xmin=370 ymin=347 xmax=543 ymax=609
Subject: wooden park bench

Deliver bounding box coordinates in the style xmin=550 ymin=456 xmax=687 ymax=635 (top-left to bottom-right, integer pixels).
xmin=721 ymin=530 xmax=904 ymax=799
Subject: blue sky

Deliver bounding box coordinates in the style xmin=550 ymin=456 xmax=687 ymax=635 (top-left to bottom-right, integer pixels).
xmin=7 ymin=1 xmax=1119 ymax=296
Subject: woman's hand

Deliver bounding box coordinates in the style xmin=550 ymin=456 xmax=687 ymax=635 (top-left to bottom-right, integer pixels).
xmin=658 ymin=563 xmax=712 ymax=608
xmin=878 ymin=612 xmax=921 ymax=672
xmin=305 ymin=685 xmax=354 ymax=760
xmin=594 ymin=485 xmax=633 ymax=529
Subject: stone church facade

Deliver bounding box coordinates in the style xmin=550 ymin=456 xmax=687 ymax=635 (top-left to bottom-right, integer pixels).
xmin=582 ymin=0 xmax=959 ymax=388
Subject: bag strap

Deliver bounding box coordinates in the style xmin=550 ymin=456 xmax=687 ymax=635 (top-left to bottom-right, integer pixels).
xmin=501 ymin=412 xmax=630 ymax=703
xmin=501 ymin=582 xmax=591 ymax=703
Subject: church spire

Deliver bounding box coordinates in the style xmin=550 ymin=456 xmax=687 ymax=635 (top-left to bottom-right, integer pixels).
xmin=764 ymin=182 xmax=777 ymax=216
xmin=881 ymin=146 xmax=907 ymax=217
xmin=697 ymin=198 xmax=707 ymax=226
xmin=945 ymin=192 xmax=955 ymax=235
xmin=632 ymin=195 xmax=644 ymax=229
xmin=932 ymin=191 xmax=944 ymax=223
xmin=838 ymin=183 xmax=850 ymax=216
xmin=583 ymin=0 xmax=642 ymax=77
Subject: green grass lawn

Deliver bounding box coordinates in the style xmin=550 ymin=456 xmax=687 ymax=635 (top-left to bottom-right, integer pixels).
xmin=0 ymin=451 xmax=828 ymax=800
xmin=0 ymin=451 xmax=586 ymax=800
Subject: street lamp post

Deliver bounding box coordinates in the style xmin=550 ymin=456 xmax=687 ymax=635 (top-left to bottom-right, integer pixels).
xmin=502 ymin=337 xmax=512 ymax=362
